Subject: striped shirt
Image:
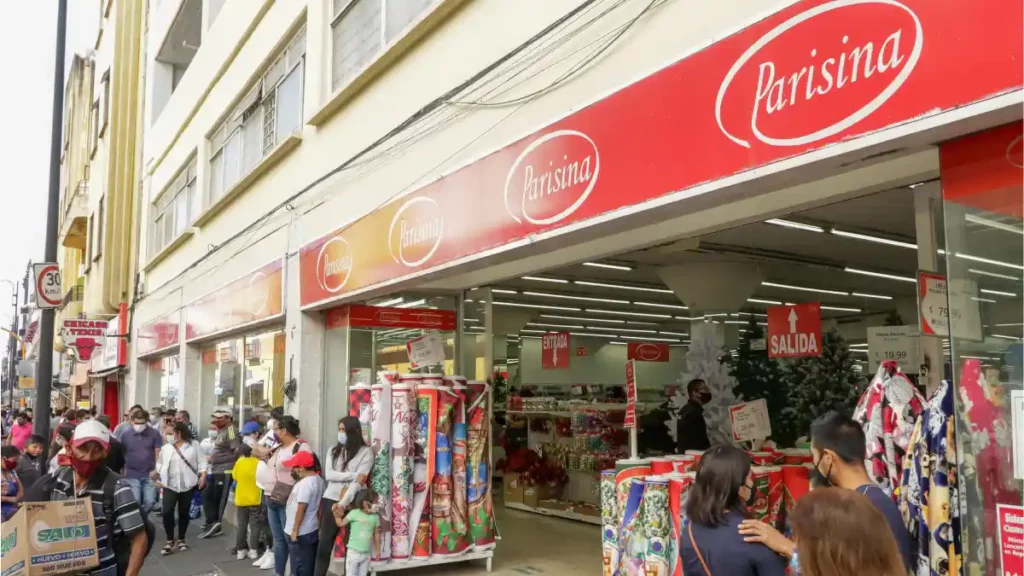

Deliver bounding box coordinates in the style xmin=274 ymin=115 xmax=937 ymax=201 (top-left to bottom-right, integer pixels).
xmin=48 ymin=467 xmax=145 ymax=576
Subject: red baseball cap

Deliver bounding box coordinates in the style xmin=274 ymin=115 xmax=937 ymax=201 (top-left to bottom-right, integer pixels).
xmin=282 ymin=451 xmax=315 ymax=469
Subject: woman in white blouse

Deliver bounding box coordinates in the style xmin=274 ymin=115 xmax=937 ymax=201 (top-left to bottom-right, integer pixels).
xmin=313 ymin=416 xmax=372 ymax=576
xmin=153 ymin=421 xmax=208 ymax=555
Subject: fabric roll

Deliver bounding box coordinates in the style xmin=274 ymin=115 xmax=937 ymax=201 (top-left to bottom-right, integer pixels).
xmin=451 ymin=380 xmax=470 ymax=548
xmin=390 ymin=381 xmax=416 ymax=560
xmin=649 ymin=458 xmax=673 ymax=476
xmin=600 ymin=469 xmax=619 ymax=576
xmin=411 ymin=382 xmax=439 ymax=559
xmin=348 ymin=384 xmax=372 ymax=444
xmin=370 ymin=371 xmax=396 ymax=563
xmin=466 ymin=381 xmax=496 ymax=549
xmin=619 ymin=478 xmax=647 ymax=576
xmin=668 ymin=477 xmax=688 ymax=576
xmin=614 ymin=459 xmax=651 ymax=535
xmin=430 ymin=384 xmax=470 ymax=556
xmin=641 ymin=477 xmax=671 ymax=576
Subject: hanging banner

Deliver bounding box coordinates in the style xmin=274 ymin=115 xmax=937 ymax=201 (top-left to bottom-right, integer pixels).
xmin=766 ymin=303 xmax=821 ymax=358
xmin=624 ymin=359 xmax=637 ymax=429
xmin=406 ymin=332 xmax=445 ymax=369
xmin=627 ymin=342 xmax=670 ymax=362
xmin=61 ymin=319 xmax=106 ymax=362
xmin=729 ymin=399 xmax=772 ymax=442
xmin=997 ymin=504 xmax=1024 ymax=575
xmin=541 ymin=332 xmax=570 ymax=370
xmin=867 ymin=326 xmax=921 ymax=373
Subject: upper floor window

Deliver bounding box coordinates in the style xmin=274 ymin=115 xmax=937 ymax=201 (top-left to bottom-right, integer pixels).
xmin=330 ymin=0 xmax=433 ymax=92
xmin=207 ymin=28 xmax=305 ymax=207
xmin=149 ymin=157 xmax=197 ymax=259
xmin=100 ymin=69 xmax=110 ymax=136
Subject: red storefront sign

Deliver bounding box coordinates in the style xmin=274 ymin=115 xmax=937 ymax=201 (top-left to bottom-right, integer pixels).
xmin=326 ymin=305 xmax=457 ymax=331
xmin=541 ymin=331 xmax=570 ymax=370
xmin=61 ymin=319 xmax=106 ymax=361
xmin=575 ymin=346 xmax=588 ymax=357
xmin=940 ymin=122 xmax=1023 ymax=219
xmin=298 ymin=0 xmax=1022 ymax=308
xmin=767 ymin=303 xmax=822 ymax=358
xmin=997 ymin=504 xmax=1024 ymax=575
xmin=185 ymin=260 xmax=284 ymax=340
xmin=624 ymin=359 xmax=637 ymax=428
xmin=136 ymin=310 xmax=181 ymax=357
xmin=627 ymin=342 xmax=670 ymax=362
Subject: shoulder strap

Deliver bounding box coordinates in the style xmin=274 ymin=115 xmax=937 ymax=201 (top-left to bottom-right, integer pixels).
xmin=687 ymin=521 xmax=713 ymax=576
xmin=173 ymin=443 xmax=200 ymax=477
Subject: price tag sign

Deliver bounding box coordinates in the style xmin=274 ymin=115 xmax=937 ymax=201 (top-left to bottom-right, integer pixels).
xmin=918 ymin=271 xmax=983 ymax=341
xmin=729 ymin=399 xmax=771 ymax=442
xmin=624 ymin=359 xmax=637 ymax=429
xmin=406 ymin=332 xmax=445 ymax=370
xmin=867 ymin=326 xmax=922 ymax=373
xmin=997 ymin=504 xmax=1024 ymax=575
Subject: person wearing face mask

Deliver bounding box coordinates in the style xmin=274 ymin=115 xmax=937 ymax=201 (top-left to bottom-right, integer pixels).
xmin=1 ymin=445 xmax=23 ymax=521
xmin=676 ymin=379 xmax=713 ymax=454
xmin=198 ymin=408 xmax=239 ymax=539
xmin=95 ymin=416 xmax=126 ymax=475
xmin=265 ymin=416 xmax=312 ymax=576
xmin=154 ymin=422 xmax=206 ymax=555
xmin=174 ymin=410 xmax=199 ymax=440
xmin=7 ymin=411 xmax=33 ymax=450
xmin=314 ymin=417 xmax=372 ymax=576
xmin=113 ymin=406 xmax=144 ymax=440
xmin=282 ymin=451 xmax=325 ymax=576
xmin=15 ymin=434 xmax=46 ymax=489
xmin=24 ymin=420 xmax=150 ymax=576
xmin=678 ymin=445 xmax=787 ymax=576
xmin=120 ymin=410 xmax=164 ymax=518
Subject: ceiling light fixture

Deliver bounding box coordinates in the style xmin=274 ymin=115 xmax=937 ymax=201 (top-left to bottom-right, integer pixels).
xmin=585 ymin=308 xmax=672 ymax=319
xmin=991 ymin=322 xmax=1024 ymax=327
xmin=980 ymin=288 xmax=1018 ymax=297
xmin=540 ymin=314 xmax=625 ymax=324
xmin=972 ymin=297 xmax=997 ymax=304
xmin=375 ymin=297 xmax=404 ymax=307
xmin=762 ymin=281 xmax=849 ymax=296
xmin=491 ymin=288 xmax=518 ymax=295
xmin=955 ymin=253 xmax=1024 ymax=271
xmin=494 ymin=301 xmax=581 ymax=312
xmin=625 ymin=320 xmax=660 ymax=326
xmin=968 ymin=268 xmax=1020 ymax=281
xmin=619 ymin=335 xmax=682 ymax=342
xmin=765 ymin=218 xmax=824 ymax=233
xmin=395 ymin=299 xmax=427 ymax=308
xmin=582 ymin=262 xmax=633 ymax=271
xmin=526 ymin=322 xmax=585 ymax=330
xmin=658 ymin=331 xmax=689 ymax=336
xmin=609 ymin=341 xmax=627 ymax=345
xmin=965 ymin=213 xmax=1024 ymax=235
xmin=588 ymin=326 xmax=658 ymax=334
xmin=844 ymin=268 xmax=917 ymax=283
xmin=724 ymin=320 xmax=746 ymax=324
xmin=748 ymin=298 xmax=783 ymax=305
xmin=569 ymin=332 xmax=619 ymax=339
xmin=522 ymin=290 xmax=630 ymax=305
xmin=574 ymin=280 xmax=674 ymax=294
xmin=851 ymin=292 xmax=893 ymax=300
xmin=522 ymin=276 xmax=569 ymax=284
xmin=520 ymin=329 xmax=546 ymax=334
xmin=464 ymin=318 xmax=480 ymax=323
xmin=634 ymin=301 xmax=689 ymax=310
xmin=991 ymin=334 xmax=1020 ymax=341
xmin=820 ymin=305 xmax=862 ymax=313
xmin=830 ymin=229 xmax=917 ymax=249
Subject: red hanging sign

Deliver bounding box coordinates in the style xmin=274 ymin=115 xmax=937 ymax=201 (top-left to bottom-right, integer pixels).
xmin=541 ymin=332 xmax=570 ymax=370
xmin=627 ymin=342 xmax=670 ymax=362
xmin=624 ymin=359 xmax=637 ymax=429
xmin=767 ymin=303 xmax=822 ymax=358
xmin=575 ymin=346 xmax=588 ymax=357
xmin=997 ymin=504 xmax=1024 ymax=575
xmin=327 ymin=305 xmax=457 ymax=331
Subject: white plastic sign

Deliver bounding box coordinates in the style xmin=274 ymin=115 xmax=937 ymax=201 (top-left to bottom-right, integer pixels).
xmin=33 ymin=262 xmax=62 ymax=308
xmin=406 ymin=331 xmax=445 ymax=369
xmin=729 ymin=399 xmax=771 ymax=442
xmin=918 ymin=271 xmax=983 ymax=341
xmin=867 ymin=326 xmax=922 ymax=373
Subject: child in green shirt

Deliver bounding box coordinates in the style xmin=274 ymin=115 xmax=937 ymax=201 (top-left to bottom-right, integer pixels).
xmin=333 ymin=489 xmax=379 ymax=576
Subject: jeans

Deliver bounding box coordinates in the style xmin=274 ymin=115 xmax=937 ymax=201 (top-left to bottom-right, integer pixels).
xmin=267 ymin=498 xmax=289 ymax=576
xmin=236 ymin=504 xmax=268 ymax=552
xmin=125 ymin=476 xmax=158 ymax=517
xmin=161 ymin=487 xmax=195 ymax=541
xmin=345 ymin=550 xmax=370 ymax=576
xmin=288 ymin=532 xmax=318 ymax=576
xmin=313 ymin=498 xmax=339 ymax=576
xmin=201 ymin=472 xmax=231 ymax=525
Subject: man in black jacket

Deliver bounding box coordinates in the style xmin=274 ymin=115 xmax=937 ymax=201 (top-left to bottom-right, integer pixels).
xmin=676 ymin=378 xmax=712 ymax=454
xmin=16 ymin=434 xmax=46 ymax=488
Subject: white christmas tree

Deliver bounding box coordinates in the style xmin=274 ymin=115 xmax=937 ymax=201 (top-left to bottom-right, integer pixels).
xmin=666 ymin=327 xmax=740 ymax=446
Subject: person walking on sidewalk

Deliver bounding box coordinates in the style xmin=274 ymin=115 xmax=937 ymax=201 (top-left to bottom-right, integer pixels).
xmin=232 ymin=440 xmax=267 ymax=561
xmin=283 ymin=451 xmax=324 ymax=576
xmin=334 ymin=490 xmax=379 ymax=576
xmin=121 ymin=410 xmax=163 ymax=518
xmin=15 ymin=434 xmax=46 ymax=489
xmin=199 ymin=408 xmax=239 ymax=539
xmin=314 ymin=417 xmax=372 ymax=576
xmin=265 ymin=416 xmax=312 ymax=576
xmin=154 ymin=422 xmax=206 ymax=555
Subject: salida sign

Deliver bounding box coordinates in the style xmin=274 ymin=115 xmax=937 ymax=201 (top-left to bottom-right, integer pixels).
xmin=541 ymin=331 xmax=570 ymax=370
xmin=297 ymin=0 xmax=1022 ymax=309
xmin=767 ymin=303 xmax=822 ymax=358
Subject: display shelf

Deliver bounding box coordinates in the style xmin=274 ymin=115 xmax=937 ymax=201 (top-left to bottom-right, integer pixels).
xmin=370 ymin=549 xmax=494 ymax=574
xmin=505 ymin=501 xmax=602 ymax=525
xmin=507 ymin=410 xmax=575 ymax=417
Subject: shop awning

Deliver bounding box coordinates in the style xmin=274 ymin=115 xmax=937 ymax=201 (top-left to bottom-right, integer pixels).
xmin=88 ymin=366 xmax=123 ymax=379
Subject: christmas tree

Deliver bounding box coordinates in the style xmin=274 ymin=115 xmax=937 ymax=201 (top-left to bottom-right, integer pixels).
xmin=667 ymin=325 xmax=740 ymax=446
xmin=726 ymin=318 xmax=797 ymax=447
xmin=783 ymin=328 xmax=866 ymax=440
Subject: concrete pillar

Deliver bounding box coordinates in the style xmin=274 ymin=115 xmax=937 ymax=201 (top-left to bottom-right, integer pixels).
xmin=914 ymin=183 xmax=945 ymax=394
xmin=658 ymin=262 xmax=764 ymax=313
xmin=181 ymin=343 xmax=201 ymax=422
xmin=286 ymin=215 xmax=326 ymax=453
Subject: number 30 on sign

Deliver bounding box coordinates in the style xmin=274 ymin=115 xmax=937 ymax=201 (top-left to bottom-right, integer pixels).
xmin=33 ymin=262 xmax=62 ymax=309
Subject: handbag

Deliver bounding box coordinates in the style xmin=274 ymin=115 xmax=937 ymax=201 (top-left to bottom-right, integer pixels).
xmin=683 ymin=520 xmax=713 ymax=576
xmin=268 ymin=441 xmax=306 ymax=505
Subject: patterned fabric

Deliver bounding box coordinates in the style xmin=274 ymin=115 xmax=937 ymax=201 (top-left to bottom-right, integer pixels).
xmin=349 ymin=385 xmax=372 ymax=444
xmin=466 ymin=382 xmax=496 ymax=549
xmin=853 ymin=361 xmax=925 ymax=497
xmin=389 ymin=384 xmax=416 ymax=560
xmin=898 ymin=379 xmax=963 ymax=576
xmin=370 ymin=372 xmax=395 ymax=562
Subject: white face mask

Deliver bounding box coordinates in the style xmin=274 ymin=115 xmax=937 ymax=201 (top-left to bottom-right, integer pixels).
xmin=242 ymin=436 xmax=256 ymax=447
xmin=166 ymin=435 xmax=175 ymax=444
xmin=207 ymin=429 xmax=218 ymax=438
xmin=133 ymin=424 xmax=147 ymax=433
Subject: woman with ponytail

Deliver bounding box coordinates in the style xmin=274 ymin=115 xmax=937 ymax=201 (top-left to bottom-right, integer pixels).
xmin=313 ymin=416 xmax=372 ymax=576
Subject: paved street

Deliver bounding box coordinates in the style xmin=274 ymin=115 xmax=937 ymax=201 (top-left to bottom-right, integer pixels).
xmin=140 ymin=518 xmax=258 ymax=576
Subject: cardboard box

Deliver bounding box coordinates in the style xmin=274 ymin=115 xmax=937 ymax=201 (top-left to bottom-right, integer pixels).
xmin=538 ymin=499 xmax=571 ymax=512
xmin=522 ymin=483 xmax=557 ymax=508
xmin=503 ymin=473 xmax=524 ymax=505
xmin=3 ymin=499 xmax=100 ymax=576
xmin=576 ymin=503 xmax=601 ymax=518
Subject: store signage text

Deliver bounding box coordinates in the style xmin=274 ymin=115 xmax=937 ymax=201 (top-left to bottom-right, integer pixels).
xmin=185 ymin=260 xmax=284 ymax=340
xmin=627 ymin=342 xmax=670 ymax=362
xmin=341 ymin=305 xmax=457 ymax=331
xmin=62 ymin=319 xmax=106 ymax=362
xmin=316 ymin=236 xmax=353 ymax=293
xmin=997 ymin=504 xmax=1024 ymax=575
xmin=541 ymin=331 xmax=570 ymax=370
xmin=297 ymin=0 xmax=1022 ymax=308
xmin=624 ymin=359 xmax=637 ymax=429
xmin=729 ymin=399 xmax=772 ymax=442
xmin=767 ymin=302 xmax=822 ymax=358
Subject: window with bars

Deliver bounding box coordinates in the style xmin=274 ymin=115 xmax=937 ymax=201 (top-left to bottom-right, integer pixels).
xmin=149 ymin=157 xmax=198 ymax=259
xmin=330 ymin=0 xmax=434 ymax=92
xmin=207 ymin=27 xmax=305 ymax=209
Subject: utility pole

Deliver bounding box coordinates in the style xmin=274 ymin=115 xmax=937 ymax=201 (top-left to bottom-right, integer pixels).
xmin=34 ymin=0 xmax=68 ymax=446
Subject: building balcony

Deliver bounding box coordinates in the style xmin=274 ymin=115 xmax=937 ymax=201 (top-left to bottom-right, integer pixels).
xmin=60 ymin=179 xmax=89 ymax=250
xmin=61 ymin=277 xmax=85 ymax=319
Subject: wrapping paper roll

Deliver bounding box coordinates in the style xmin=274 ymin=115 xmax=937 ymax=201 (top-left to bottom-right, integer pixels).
xmin=620 ymin=478 xmax=647 ymax=576
xmin=431 ymin=385 xmax=470 ymax=556
xmin=668 ymin=477 xmax=686 ymax=576
xmin=615 ymin=459 xmax=651 ymax=532
xmin=649 ymin=458 xmax=673 ymax=476
xmin=390 ymin=383 xmax=416 ymax=560
xmin=466 ymin=381 xmax=496 ymax=549
xmin=451 ymin=380 xmax=470 ymax=543
xmin=749 ymin=451 xmax=781 ymax=466
xmin=411 ymin=385 xmax=439 ymax=559
xmin=600 ymin=470 xmax=619 ymax=576
xmin=778 ymin=448 xmax=813 ymax=465
xmin=348 ymin=384 xmax=372 ymax=444
xmin=370 ymin=372 xmax=396 ymax=563
xmin=750 ymin=466 xmax=785 ymax=528
xmin=641 ymin=477 xmax=671 ymax=576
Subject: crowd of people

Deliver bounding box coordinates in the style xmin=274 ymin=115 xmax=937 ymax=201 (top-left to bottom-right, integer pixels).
xmin=1 ymin=405 xmax=380 ymax=576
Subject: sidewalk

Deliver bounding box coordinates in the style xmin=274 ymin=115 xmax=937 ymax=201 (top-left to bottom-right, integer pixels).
xmin=140 ymin=518 xmax=263 ymax=576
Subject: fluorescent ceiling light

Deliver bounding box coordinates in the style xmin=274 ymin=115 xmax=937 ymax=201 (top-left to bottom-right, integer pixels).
xmin=569 ymin=332 xmax=619 ymax=339
xmin=582 ymin=262 xmax=633 ymax=271
xmin=522 ymin=276 xmax=569 ymax=283
xmin=821 ymin=305 xmax=862 ymax=313
xmin=961 ymin=355 xmax=1000 ymax=361
xmin=527 ymin=322 xmax=585 ymax=329
xmin=980 ymin=288 xmax=1017 ymax=297
xmin=844 ymin=268 xmax=917 ymax=283
xmin=585 ymin=308 xmax=672 ymax=319
xmin=540 ymin=314 xmax=625 ymax=324
xmin=908 ymin=181 xmax=929 ymax=188
xmin=505 ymin=359 xmax=519 ymax=364
xmin=969 ymin=268 xmax=1020 ymax=281
xmin=848 ymin=343 xmax=869 ymax=348
xmin=464 ymin=318 xmax=480 ymax=323
xmin=625 ymin=320 xmax=660 ymax=326
xmin=748 ymin=298 xmax=783 ymax=305
xmin=634 ymin=301 xmax=688 ymax=310
xmin=850 ymin=349 xmax=869 ymax=353
xmin=609 ymin=341 xmax=627 ymax=345
xmin=520 ymin=335 xmax=540 ymax=339
xmin=494 ymin=301 xmax=581 ymax=312
xmin=762 ymin=281 xmax=848 ymax=296
xmin=588 ymin=326 xmax=658 ymax=334
xmin=830 ymin=229 xmax=917 ymax=249
xmin=659 ymin=331 xmax=689 ymax=336
xmin=574 ymin=280 xmax=674 ymax=294
xmin=522 ymin=290 xmax=629 ymax=305
xmin=375 ymin=297 xmax=404 ymax=307
xmin=757 ymin=322 xmax=767 ymax=326
xmin=955 ymin=253 xmax=1024 ymax=271
xmin=396 ymin=299 xmax=427 ymax=308
xmin=965 ymin=213 xmax=1024 ymax=235
xmin=765 ymin=218 xmax=824 ymax=233
xmin=991 ymin=322 xmax=1024 ymax=327
xmin=520 ymin=329 xmax=546 ymax=334
xmin=851 ymin=292 xmax=892 ymax=300
xmin=491 ymin=289 xmax=518 ymax=294
xmin=724 ymin=320 xmax=746 ymax=324
xmin=675 ymin=316 xmax=702 ymax=321
xmin=972 ymin=297 xmax=997 ymax=304
xmin=991 ymin=334 xmax=1020 ymax=341
xmin=619 ymin=335 xmax=682 ymax=342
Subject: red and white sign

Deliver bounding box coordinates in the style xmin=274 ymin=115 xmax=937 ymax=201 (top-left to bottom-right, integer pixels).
xmin=624 ymin=359 xmax=637 ymax=429
xmin=627 ymin=342 xmax=670 ymax=362
xmin=997 ymin=504 xmax=1024 ymax=575
xmin=729 ymin=399 xmax=772 ymax=442
xmin=406 ymin=332 xmax=446 ymax=369
xmin=918 ymin=271 xmax=948 ymax=336
xmin=326 ymin=305 xmax=457 ymax=331
xmin=33 ymin=262 xmax=61 ymax=309
xmin=767 ymin=302 xmax=822 ymax=358
xmin=62 ymin=319 xmax=105 ymax=362
xmin=185 ymin=260 xmax=284 ymax=341
xmin=298 ymin=0 xmax=1022 ymax=308
xmin=575 ymin=346 xmax=588 ymax=357
xmin=541 ymin=332 xmax=570 ymax=370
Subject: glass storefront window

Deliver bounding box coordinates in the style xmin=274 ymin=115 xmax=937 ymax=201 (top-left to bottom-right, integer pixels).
xmin=214 ymin=338 xmax=242 ymax=419
xmin=201 ymin=330 xmax=286 ymax=426
xmin=155 ymin=355 xmax=180 ymax=410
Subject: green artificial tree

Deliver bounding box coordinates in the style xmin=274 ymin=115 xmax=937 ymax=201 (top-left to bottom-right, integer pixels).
xmin=883 ymin=310 xmax=904 ymax=326
xmin=782 ymin=328 xmax=867 ymax=441
xmin=726 ymin=318 xmax=798 ymax=447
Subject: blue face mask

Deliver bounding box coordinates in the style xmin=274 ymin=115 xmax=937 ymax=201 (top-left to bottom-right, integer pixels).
xmin=337 ymin=432 xmax=347 ymax=445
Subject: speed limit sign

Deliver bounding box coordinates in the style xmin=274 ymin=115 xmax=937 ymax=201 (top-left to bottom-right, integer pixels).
xmin=33 ymin=262 xmax=62 ymax=309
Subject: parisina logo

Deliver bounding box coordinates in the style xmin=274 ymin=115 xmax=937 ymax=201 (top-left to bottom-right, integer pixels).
xmin=316 ymin=236 xmax=354 ymax=293
xmin=388 ymin=196 xmax=444 ymax=268
xmin=504 ymin=130 xmax=600 ymax=226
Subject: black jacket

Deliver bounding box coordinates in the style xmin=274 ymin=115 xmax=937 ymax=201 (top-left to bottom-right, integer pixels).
xmin=16 ymin=453 xmax=43 ymax=489
xmin=676 ymin=400 xmax=711 ymax=453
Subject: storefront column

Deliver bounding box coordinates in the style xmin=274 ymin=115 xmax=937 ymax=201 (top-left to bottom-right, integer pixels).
xmin=913 ymin=183 xmax=945 ymax=394
xmin=181 ymin=343 xmax=201 ymax=424
xmin=660 ymin=262 xmax=762 ymax=349
xmin=483 ymin=289 xmax=494 ymax=381
xmin=286 ymin=216 xmax=326 ymax=451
